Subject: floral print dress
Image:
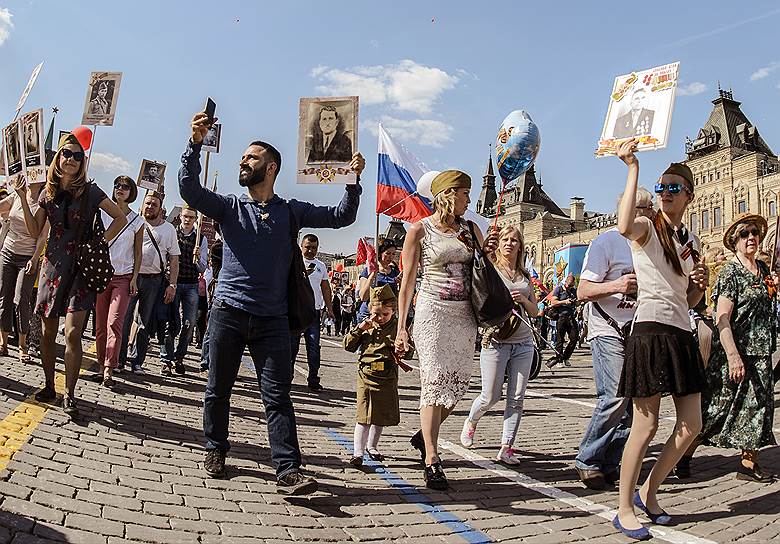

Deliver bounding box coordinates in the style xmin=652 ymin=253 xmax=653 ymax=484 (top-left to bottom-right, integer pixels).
xmin=700 ymin=260 xmax=777 ymax=450
xmin=35 ymin=184 xmax=107 ymax=318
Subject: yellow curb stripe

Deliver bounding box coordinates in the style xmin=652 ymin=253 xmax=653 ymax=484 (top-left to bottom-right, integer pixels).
xmin=0 ymin=340 xmax=99 ymax=471
xmin=0 ymin=372 xmax=65 ymax=471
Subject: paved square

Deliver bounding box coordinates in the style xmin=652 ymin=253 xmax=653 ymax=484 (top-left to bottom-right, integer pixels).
xmin=1 ymin=333 xmax=778 ymax=543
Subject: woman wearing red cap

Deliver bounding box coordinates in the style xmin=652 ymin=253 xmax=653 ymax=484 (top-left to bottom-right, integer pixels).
xmin=611 ymin=139 xmax=709 ymax=540
xmin=16 ymin=130 xmax=126 ymax=418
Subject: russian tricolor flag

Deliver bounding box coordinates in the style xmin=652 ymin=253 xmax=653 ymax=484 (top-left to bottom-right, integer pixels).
xmin=376 ymin=124 xmax=433 ymax=223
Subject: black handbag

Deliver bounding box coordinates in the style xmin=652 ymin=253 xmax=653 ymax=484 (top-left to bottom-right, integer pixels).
xmin=467 ymin=221 xmax=513 ymax=327
xmin=75 ymin=185 xmax=114 ymax=293
xmin=286 ymin=203 xmax=316 ymax=333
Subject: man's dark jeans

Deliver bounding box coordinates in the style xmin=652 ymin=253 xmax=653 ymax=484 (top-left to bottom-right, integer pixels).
xmin=119 ymin=274 xmax=163 ymax=369
xmin=290 ymin=309 xmax=321 ymax=387
xmin=555 ymin=313 xmax=579 ymax=362
xmin=203 ymin=299 xmax=301 ymax=478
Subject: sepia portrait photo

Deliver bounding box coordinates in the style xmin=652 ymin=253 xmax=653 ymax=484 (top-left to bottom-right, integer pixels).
xmin=2 ymin=120 xmax=23 ymax=179
xmin=21 ymin=109 xmax=46 ymax=183
xmin=138 ymin=159 xmax=166 ymax=191
xmin=202 ymin=123 xmax=222 ymax=153
xmin=297 ymin=96 xmax=358 ymax=184
xmin=595 ymin=62 xmax=679 ymax=157
xmin=82 ymin=71 xmax=123 ymax=126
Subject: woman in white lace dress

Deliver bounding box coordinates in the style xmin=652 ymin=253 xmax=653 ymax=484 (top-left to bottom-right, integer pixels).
xmin=395 ymin=170 xmax=497 ymax=490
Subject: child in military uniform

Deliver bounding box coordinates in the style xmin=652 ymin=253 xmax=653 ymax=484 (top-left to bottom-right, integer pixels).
xmin=344 ymin=284 xmax=413 ymax=466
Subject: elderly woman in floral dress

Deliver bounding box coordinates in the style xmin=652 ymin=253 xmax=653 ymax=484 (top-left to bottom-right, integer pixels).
xmin=677 ymin=213 xmax=777 ymax=483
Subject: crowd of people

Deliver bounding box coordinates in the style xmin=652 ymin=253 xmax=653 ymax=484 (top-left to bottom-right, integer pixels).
xmin=2 ymin=114 xmax=777 ymax=535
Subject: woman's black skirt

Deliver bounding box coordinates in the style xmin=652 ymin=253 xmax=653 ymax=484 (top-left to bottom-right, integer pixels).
xmin=619 ymin=321 xmax=705 ymax=398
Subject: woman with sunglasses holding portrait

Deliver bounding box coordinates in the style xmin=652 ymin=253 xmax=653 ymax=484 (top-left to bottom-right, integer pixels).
xmin=677 ymin=214 xmax=777 ymax=483
xmin=611 ymin=139 xmax=709 ymax=540
xmin=91 ymin=176 xmax=144 ymax=388
xmin=16 ymin=132 xmax=126 ymax=417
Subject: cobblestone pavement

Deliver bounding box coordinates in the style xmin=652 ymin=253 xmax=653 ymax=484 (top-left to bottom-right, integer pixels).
xmin=0 ymin=332 xmax=779 ymax=543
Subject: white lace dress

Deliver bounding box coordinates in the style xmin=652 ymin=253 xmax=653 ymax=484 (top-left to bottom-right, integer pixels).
xmin=412 ymin=218 xmax=477 ymax=408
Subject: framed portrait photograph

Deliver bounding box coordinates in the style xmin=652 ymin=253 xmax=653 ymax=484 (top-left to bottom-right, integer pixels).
xmin=2 ymin=120 xmax=23 ymax=181
xmin=772 ymin=216 xmax=780 ymax=272
xmin=137 ymin=159 xmax=166 ymax=192
xmin=297 ymin=96 xmax=358 ymax=184
xmin=202 ymin=123 xmax=222 ymax=153
xmin=595 ymin=62 xmax=679 ymax=157
xmin=21 ymin=109 xmax=46 ymax=184
xmin=82 ymin=71 xmax=123 ymax=126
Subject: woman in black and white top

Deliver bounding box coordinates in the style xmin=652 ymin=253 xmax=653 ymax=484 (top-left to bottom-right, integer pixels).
xmin=612 ymin=139 xmax=708 ymax=540
xmin=93 ymin=176 xmax=144 ymax=387
xmin=0 ymin=180 xmax=49 ymax=362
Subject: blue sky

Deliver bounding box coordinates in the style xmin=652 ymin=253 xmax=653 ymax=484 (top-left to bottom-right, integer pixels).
xmin=2 ymin=1 xmax=780 ymax=253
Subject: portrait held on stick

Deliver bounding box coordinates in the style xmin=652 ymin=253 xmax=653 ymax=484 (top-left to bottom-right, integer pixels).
xmin=297 ymin=95 xmax=358 ymax=184
xmin=596 ymin=62 xmax=679 ymax=157
xmin=82 ymin=71 xmax=123 ymax=126
xmin=2 ymin=120 xmax=23 ymax=181
xmin=202 ymin=123 xmax=222 ymax=153
xmin=137 ymin=159 xmax=166 ymax=191
xmin=21 ymin=108 xmax=46 ymax=183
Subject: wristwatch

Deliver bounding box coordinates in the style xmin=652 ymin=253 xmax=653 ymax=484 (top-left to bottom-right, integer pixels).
xmin=168 ymin=284 xmax=177 ymax=290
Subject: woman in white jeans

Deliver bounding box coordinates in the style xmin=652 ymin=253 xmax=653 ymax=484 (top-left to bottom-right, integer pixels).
xmin=461 ymin=225 xmax=538 ymax=464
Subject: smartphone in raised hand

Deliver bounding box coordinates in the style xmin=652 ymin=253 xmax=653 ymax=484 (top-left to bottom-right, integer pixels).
xmin=204 ymin=97 xmax=216 ymax=125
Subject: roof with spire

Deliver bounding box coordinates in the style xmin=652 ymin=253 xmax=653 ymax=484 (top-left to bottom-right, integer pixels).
xmin=686 ymin=89 xmax=774 ymax=159
xmin=508 ymin=165 xmax=566 ymax=216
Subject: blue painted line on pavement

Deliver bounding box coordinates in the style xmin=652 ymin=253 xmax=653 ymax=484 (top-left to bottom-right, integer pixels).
xmin=323 ymin=428 xmax=493 ymax=544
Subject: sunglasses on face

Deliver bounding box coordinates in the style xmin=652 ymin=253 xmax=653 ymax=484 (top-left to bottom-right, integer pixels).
xmin=738 ymin=228 xmax=761 ymax=239
xmin=654 ymin=182 xmax=687 ymax=195
xmin=61 ymin=149 xmax=84 ymax=162
xmin=114 ymin=183 xmax=132 ymax=191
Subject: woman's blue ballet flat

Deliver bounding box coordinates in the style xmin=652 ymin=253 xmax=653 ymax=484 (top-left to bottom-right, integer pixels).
xmin=612 ymin=515 xmax=651 ymax=540
xmin=634 ymin=491 xmax=673 ymax=525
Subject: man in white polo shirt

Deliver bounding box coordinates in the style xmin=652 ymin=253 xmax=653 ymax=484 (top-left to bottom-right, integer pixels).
xmin=118 ymin=191 xmax=181 ymax=373
xmin=290 ymin=233 xmax=333 ymax=391
xmin=574 ymin=188 xmax=653 ymax=490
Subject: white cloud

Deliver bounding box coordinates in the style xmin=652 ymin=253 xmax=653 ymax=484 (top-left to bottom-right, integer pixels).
xmin=312 ymin=60 xmax=458 ymax=115
xmin=677 ymin=82 xmax=708 ymax=96
xmin=367 ymin=116 xmax=454 ymax=148
xmin=89 ymin=152 xmax=131 ymax=177
xmin=750 ymin=61 xmax=780 ymax=81
xmin=0 ymin=8 xmax=13 ymax=46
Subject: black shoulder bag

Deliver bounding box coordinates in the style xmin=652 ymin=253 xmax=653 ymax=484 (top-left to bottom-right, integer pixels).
xmin=75 ymin=185 xmax=114 ymax=293
xmin=592 ymin=301 xmax=632 ymax=339
xmin=467 ymin=221 xmax=513 ymax=327
xmin=286 ymin=204 xmax=316 ymax=333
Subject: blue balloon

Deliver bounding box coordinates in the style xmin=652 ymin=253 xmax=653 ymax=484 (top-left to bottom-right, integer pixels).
xmin=495 ymin=110 xmax=541 ymax=182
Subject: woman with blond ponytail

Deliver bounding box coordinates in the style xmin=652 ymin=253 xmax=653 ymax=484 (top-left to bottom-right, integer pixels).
xmin=16 ymin=131 xmax=126 ymax=418
xmin=460 ymin=225 xmax=538 ymax=464
xmin=609 ymin=139 xmax=709 ymax=540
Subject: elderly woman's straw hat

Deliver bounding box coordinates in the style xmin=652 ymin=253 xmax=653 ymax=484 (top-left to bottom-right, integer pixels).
xmin=722 ymin=212 xmax=768 ymax=252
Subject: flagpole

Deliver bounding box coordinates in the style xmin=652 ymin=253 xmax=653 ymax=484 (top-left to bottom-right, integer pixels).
xmin=375 ymin=213 xmax=380 ymax=256
xmin=86 ymin=124 xmax=97 ymax=176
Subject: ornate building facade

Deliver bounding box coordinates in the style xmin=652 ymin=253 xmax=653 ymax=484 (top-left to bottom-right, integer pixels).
xmin=477 ymin=89 xmax=780 ymax=283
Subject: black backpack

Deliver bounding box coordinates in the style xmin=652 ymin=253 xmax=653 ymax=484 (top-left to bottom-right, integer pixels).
xmin=286 ymin=203 xmax=316 ymax=333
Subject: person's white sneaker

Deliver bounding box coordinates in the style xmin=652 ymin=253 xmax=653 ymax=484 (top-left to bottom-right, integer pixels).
xmin=496 ymin=445 xmax=521 ymax=465
xmin=460 ymin=419 xmax=476 ymax=448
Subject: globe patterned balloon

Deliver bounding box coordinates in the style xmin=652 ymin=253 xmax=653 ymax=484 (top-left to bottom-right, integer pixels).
xmin=495 ymin=110 xmax=541 ymax=182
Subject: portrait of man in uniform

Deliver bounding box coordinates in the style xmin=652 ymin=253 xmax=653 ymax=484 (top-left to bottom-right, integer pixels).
xmin=138 ymin=159 xmax=166 ymax=191
xmin=612 ymin=87 xmax=655 ymax=139
xmin=82 ymin=72 xmax=123 ymax=126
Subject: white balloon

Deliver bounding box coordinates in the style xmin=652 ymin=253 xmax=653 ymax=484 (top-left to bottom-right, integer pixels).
xmin=416 ymin=170 xmax=439 ymax=200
